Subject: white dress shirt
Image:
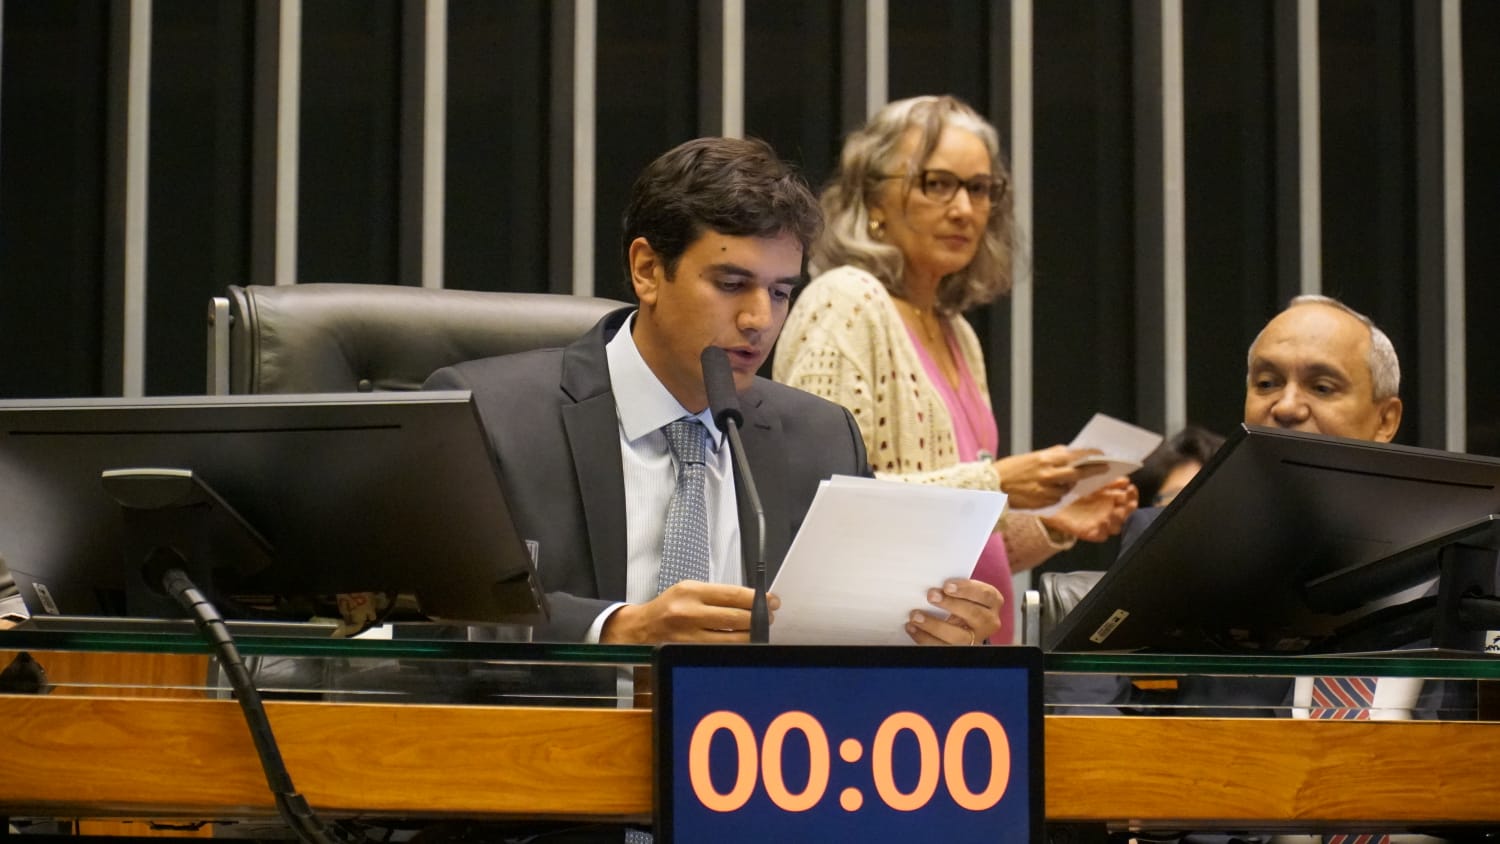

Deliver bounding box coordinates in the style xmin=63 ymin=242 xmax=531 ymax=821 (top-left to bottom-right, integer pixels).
xmin=583 ymin=314 xmax=742 ymax=642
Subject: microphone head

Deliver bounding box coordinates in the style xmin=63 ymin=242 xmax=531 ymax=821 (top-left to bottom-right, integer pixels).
xmin=700 ymin=346 xmax=745 ymax=429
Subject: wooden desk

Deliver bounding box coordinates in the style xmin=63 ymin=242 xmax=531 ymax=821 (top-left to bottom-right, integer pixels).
xmin=4 ymin=692 xmax=1499 ymax=829
xmin=1 ymin=649 xmax=211 ymax=698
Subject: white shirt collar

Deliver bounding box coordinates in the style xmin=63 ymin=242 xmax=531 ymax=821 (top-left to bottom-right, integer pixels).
xmin=605 ymin=312 xmax=725 ymax=450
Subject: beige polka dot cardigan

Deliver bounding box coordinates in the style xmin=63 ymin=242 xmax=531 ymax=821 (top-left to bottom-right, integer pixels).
xmin=774 ymin=265 xmax=1072 ymax=570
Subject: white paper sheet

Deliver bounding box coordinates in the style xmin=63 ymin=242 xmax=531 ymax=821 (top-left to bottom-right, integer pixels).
xmin=767 ymin=475 xmax=1007 ymax=645
xmin=1019 ymin=413 xmax=1162 ymax=516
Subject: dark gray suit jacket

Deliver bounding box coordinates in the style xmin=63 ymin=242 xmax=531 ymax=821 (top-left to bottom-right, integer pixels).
xmin=425 ymin=308 xmax=870 ymax=642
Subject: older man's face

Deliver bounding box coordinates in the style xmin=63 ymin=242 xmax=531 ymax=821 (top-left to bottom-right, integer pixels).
xmin=1243 ymin=303 xmax=1402 ymax=443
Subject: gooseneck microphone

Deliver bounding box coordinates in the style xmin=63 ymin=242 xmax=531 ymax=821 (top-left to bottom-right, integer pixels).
xmin=700 ymin=347 xmax=770 ymax=644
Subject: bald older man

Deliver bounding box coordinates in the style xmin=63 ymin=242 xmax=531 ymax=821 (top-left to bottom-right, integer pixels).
xmin=1243 ymin=293 xmax=1403 ymax=443
xmin=1048 ymin=298 xmax=1466 ymax=842
xmin=1111 ymin=295 xmax=1406 ymax=563
xmin=1233 ymin=298 xmax=1457 ymax=844
xmin=1240 ymin=297 xmax=1454 ymax=726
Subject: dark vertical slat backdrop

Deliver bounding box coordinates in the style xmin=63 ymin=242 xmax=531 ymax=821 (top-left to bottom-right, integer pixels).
xmin=146 ymin=0 xmax=252 ymax=397
xmin=0 ymin=3 xmax=109 ymax=399
xmin=593 ymin=0 xmax=699 ymax=302
xmin=1032 ymin=0 xmax=1136 ymax=451
xmin=0 ymin=0 xmax=1495 ymax=476
xmin=1183 ymin=1 xmax=1278 ymax=442
xmin=445 ymin=0 xmax=549 ymax=294
xmin=1319 ymin=0 xmax=1422 ymax=446
xmin=1462 ymin=0 xmax=1500 ymax=459
xmin=296 ymin=0 xmax=401 ymax=288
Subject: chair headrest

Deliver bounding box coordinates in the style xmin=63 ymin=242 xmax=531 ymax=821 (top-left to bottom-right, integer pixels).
xmin=227 ymin=283 xmax=626 ymax=393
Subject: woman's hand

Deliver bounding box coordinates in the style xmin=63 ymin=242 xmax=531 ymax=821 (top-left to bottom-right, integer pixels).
xmin=993 ymin=445 xmax=1104 ymax=509
xmin=1040 ymin=478 xmax=1139 ymax=543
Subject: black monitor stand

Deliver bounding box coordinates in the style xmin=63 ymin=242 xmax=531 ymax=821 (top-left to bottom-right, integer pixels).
xmin=103 ymin=467 xmax=354 ymax=844
xmin=104 ymin=468 xmax=275 ymax=620
xmin=1304 ymin=515 xmax=1500 ymax=653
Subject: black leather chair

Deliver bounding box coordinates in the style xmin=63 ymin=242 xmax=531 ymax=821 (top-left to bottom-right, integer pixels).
xmin=207 ymin=283 xmax=626 ymax=394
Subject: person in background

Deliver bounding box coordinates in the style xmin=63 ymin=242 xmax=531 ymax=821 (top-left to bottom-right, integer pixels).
xmin=1129 ymin=424 xmax=1225 ymax=509
xmin=774 ymin=94 xmax=1136 ymax=644
xmin=1050 ymin=295 xmax=1459 ymax=844
xmin=1113 ymin=424 xmax=1225 ymax=552
xmin=0 ymin=554 xmax=25 ymax=630
xmin=1148 ymin=299 xmax=1452 ymax=843
xmin=1122 ymin=294 xmax=1405 ymax=633
xmin=1040 ymin=425 xmax=1226 ymax=637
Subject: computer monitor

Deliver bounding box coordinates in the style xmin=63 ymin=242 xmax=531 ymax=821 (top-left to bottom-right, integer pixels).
xmin=1045 ymin=425 xmax=1500 ymax=654
xmin=0 ymin=391 xmax=546 ymax=625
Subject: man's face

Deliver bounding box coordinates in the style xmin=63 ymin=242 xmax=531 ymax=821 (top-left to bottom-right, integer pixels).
xmin=629 ymin=229 xmax=803 ymax=412
xmin=1243 ymin=303 xmax=1402 ymax=442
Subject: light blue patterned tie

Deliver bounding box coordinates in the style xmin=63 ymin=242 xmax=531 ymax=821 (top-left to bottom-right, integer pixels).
xmin=657 ymin=418 xmax=711 ymax=594
xmin=630 ymin=419 xmax=709 ymax=844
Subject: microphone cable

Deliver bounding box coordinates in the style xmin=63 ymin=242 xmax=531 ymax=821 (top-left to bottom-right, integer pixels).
xmin=162 ymin=567 xmax=356 ymax=844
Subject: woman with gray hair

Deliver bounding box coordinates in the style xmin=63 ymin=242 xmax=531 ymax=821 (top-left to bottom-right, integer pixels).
xmin=775 ymin=95 xmax=1136 ymax=644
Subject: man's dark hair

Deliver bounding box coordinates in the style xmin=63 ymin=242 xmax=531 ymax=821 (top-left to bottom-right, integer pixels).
xmin=1129 ymin=424 xmax=1226 ymax=506
xmin=620 ymin=137 xmax=822 ymax=287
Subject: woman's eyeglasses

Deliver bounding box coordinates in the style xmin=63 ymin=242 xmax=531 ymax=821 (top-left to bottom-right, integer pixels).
xmin=876 ymin=169 xmax=1008 ymax=207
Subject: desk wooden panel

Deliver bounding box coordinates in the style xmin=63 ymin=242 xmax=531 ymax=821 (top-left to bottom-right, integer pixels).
xmin=2 ymin=652 xmax=216 ymax=836
xmin=3 ymin=693 xmax=1499 ymax=827
xmin=3 ymin=695 xmax=652 ymax=820
xmin=1 ymin=650 xmax=210 ymax=698
xmin=1045 ymin=716 xmax=1500 ymax=825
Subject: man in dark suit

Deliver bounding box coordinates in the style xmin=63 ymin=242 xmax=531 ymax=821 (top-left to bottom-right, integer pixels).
xmin=427 ymin=137 xmax=1003 ymax=646
xmin=1043 ymin=298 xmax=1468 ymax=844
xmin=1167 ymin=296 xmax=1406 ymax=705
xmin=1049 ymin=296 xmax=1429 ymax=715
xmin=1146 ymin=297 xmax=1473 ymax=723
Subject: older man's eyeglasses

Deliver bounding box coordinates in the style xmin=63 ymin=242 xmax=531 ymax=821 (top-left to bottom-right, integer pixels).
xmin=877 ymin=169 xmax=1008 ymax=207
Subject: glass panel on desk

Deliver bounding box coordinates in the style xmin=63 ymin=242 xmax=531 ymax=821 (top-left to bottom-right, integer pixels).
xmin=0 ymin=622 xmax=655 ymax=707
xmin=9 ymin=624 xmax=1500 ymax=720
xmin=1044 ymin=651 xmax=1500 ymax=721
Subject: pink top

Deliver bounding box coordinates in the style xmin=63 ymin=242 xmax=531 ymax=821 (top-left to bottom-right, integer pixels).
xmin=905 ymin=322 xmax=1014 ymax=645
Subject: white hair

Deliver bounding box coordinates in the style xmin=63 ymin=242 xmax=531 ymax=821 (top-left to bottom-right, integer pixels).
xmin=1246 ymin=294 xmax=1401 ymax=400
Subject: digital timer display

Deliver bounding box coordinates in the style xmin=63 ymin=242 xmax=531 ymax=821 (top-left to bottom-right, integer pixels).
xmin=654 ymin=645 xmax=1041 ymax=843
